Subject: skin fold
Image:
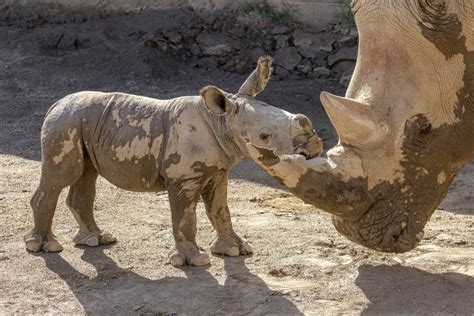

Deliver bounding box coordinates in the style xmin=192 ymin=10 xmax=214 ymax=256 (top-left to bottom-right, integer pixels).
xmin=23 ymin=56 xmax=323 ymax=266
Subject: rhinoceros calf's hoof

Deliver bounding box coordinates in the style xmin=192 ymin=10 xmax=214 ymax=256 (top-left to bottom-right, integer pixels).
xmin=189 ymin=252 xmax=211 ymax=266
xmin=169 ymin=250 xmax=210 ymax=267
xmin=24 ymin=230 xmax=43 ymax=252
xmin=42 ymin=239 xmax=64 ymax=252
xmin=99 ymin=232 xmax=117 ymax=245
xmin=240 ymin=241 xmax=253 ymax=255
xmin=74 ymin=231 xmax=116 ymax=247
xmin=169 ymin=252 xmax=186 ymax=266
xmin=210 ymin=236 xmax=253 ymax=256
xmin=24 ymin=230 xmax=63 ymax=253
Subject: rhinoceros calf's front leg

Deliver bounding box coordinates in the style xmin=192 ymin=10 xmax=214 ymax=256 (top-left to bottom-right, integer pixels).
xmin=168 ymin=179 xmax=210 ymax=266
xmin=201 ymin=170 xmax=253 ymax=257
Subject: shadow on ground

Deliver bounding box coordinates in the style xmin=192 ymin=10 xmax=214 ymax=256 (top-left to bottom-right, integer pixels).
xmin=356 ymin=264 xmax=474 ymax=315
xmin=38 ymin=247 xmax=302 ymax=315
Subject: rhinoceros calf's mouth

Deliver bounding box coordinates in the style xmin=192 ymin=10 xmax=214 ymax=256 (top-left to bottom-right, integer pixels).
xmin=294 ymin=147 xmax=320 ymax=160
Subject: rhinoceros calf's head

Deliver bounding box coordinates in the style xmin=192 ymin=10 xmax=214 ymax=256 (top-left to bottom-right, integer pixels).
xmin=199 ymin=56 xmax=323 ymax=161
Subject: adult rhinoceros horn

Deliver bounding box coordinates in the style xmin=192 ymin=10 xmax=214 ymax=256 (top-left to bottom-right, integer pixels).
xmin=320 ymin=92 xmax=389 ymax=146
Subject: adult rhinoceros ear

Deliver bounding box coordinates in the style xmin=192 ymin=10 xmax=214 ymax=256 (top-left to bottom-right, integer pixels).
xmin=200 ymin=85 xmax=235 ymax=115
xmin=238 ymin=56 xmax=273 ymax=97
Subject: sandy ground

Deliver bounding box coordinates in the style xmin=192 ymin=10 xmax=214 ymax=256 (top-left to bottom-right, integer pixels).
xmin=0 ymin=7 xmax=473 ymax=315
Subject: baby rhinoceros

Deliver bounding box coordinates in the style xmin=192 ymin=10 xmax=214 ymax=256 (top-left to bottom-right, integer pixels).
xmin=24 ymin=56 xmax=323 ymax=266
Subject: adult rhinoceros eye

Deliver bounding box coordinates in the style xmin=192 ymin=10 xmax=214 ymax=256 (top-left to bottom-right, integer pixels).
xmin=419 ymin=122 xmax=432 ymax=135
xmin=258 ymin=127 xmax=272 ymax=142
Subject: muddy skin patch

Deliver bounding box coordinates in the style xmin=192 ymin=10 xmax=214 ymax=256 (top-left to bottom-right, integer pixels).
xmin=164 ymin=152 xmax=181 ymax=169
xmin=291 ymin=170 xmax=372 ymax=220
xmin=251 ymin=146 xmax=281 ymax=167
xmin=295 ymin=115 xmax=312 ymax=131
xmin=191 ymin=161 xmax=220 ymax=176
xmin=332 ymin=3 xmax=474 ymax=252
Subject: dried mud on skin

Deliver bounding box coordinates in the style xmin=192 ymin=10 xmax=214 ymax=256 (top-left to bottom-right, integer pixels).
xmin=0 ymin=6 xmax=473 ymax=315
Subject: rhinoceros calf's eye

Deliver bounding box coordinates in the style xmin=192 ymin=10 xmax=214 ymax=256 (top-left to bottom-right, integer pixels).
xmin=259 ymin=133 xmax=270 ymax=141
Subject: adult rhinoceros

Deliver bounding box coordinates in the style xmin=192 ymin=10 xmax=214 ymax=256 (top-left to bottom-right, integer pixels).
xmin=248 ymin=0 xmax=474 ymax=252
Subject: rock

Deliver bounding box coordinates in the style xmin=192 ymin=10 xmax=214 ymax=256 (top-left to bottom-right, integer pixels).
xmin=203 ymin=43 xmax=232 ymax=56
xmin=57 ymin=32 xmax=78 ymax=50
xmin=272 ymin=24 xmax=291 ymax=35
xmin=263 ymin=37 xmax=274 ymax=52
xmin=292 ymin=29 xmax=314 ymax=48
xmin=144 ymin=33 xmax=168 ymax=52
xmin=295 ymin=34 xmax=333 ymax=57
xmin=274 ymin=47 xmax=302 ymax=70
xmin=234 ymin=54 xmax=250 ymax=73
xmin=319 ymin=43 xmax=334 ymax=52
xmin=296 ymin=60 xmax=313 ymax=74
xmin=274 ymin=34 xmax=289 ymax=49
xmin=310 ymin=66 xmax=331 ymax=79
xmin=331 ymin=60 xmax=356 ymax=74
xmin=327 ymin=47 xmax=357 ymax=66
xmin=197 ymin=57 xmax=218 ymax=69
xmin=223 ymin=60 xmax=236 ymax=72
xmin=334 ymin=23 xmax=351 ymax=35
xmin=289 ymin=73 xmax=303 ymax=80
xmin=274 ymin=66 xmax=290 ymax=78
xmin=349 ymin=27 xmax=358 ymax=38
xmin=163 ymin=31 xmax=182 ymax=45
xmin=337 ymin=34 xmax=357 ymax=48
xmin=189 ymin=43 xmax=201 ymax=56
xmin=269 ymin=268 xmax=288 ymax=277
xmin=250 ymin=47 xmax=266 ymax=63
xmin=196 ymin=33 xmax=233 ymax=56
xmin=226 ymin=25 xmax=246 ymax=37
xmin=132 ymin=305 xmax=143 ymax=312
xmin=339 ymin=71 xmax=353 ymax=87
xmin=217 ymin=56 xmax=229 ymax=65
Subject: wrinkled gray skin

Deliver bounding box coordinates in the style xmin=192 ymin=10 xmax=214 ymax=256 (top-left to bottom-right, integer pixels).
xmin=248 ymin=1 xmax=474 ymax=253
xmin=23 ymin=56 xmax=322 ymax=266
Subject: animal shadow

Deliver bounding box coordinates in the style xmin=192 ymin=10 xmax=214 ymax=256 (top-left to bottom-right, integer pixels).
xmin=356 ymin=264 xmax=474 ymax=315
xmin=38 ymin=247 xmax=303 ymax=315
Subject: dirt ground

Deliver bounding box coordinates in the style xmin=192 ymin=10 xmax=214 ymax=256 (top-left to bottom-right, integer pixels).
xmin=0 ymin=7 xmax=472 ymax=315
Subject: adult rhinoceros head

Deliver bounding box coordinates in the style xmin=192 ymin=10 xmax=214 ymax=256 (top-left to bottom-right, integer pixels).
xmin=248 ymin=0 xmax=474 ymax=252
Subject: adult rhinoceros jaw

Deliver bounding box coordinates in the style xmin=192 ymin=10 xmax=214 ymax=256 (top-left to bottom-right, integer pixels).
xmin=320 ymin=92 xmax=389 ymax=147
xmin=246 ymin=143 xmax=371 ymax=218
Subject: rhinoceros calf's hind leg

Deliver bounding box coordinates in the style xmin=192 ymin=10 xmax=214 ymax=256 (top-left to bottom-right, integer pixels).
xmin=24 ymin=186 xmax=64 ymax=252
xmin=66 ymin=160 xmax=116 ymax=247
xmin=201 ymin=170 xmax=253 ymax=257
xmin=24 ymin=148 xmax=85 ymax=252
xmin=168 ymin=180 xmax=210 ymax=267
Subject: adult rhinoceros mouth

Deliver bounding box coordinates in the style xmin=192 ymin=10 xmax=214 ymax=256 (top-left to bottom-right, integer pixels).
xmin=332 ymin=201 xmax=425 ymax=253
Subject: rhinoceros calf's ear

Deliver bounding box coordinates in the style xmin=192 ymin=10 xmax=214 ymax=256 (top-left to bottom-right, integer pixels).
xmin=200 ymin=85 xmax=235 ymax=115
xmin=238 ymin=56 xmax=273 ymax=97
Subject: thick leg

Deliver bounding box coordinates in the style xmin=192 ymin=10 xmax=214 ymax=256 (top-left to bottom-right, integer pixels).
xmin=24 ymin=119 xmax=86 ymax=252
xmin=66 ymin=161 xmax=116 ymax=247
xmin=201 ymin=170 xmax=253 ymax=257
xmin=24 ymin=185 xmax=64 ymax=252
xmin=168 ymin=180 xmax=210 ymax=267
